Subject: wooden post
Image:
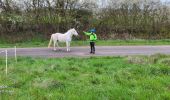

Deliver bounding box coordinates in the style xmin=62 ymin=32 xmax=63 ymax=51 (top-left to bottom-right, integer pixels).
xmin=5 ymin=50 xmax=8 ymax=75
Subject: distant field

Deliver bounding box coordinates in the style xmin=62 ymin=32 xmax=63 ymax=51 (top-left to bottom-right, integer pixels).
xmin=0 ymin=39 xmax=170 ymax=48
xmin=0 ymin=54 xmax=170 ymax=99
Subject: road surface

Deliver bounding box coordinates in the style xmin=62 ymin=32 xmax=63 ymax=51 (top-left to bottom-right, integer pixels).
xmin=0 ymin=46 xmax=170 ymax=58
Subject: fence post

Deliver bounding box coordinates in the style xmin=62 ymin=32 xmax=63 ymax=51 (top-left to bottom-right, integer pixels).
xmin=5 ymin=50 xmax=8 ymax=75
xmin=15 ymin=46 xmax=17 ymax=63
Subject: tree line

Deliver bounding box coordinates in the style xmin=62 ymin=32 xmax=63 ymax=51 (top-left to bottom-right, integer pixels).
xmin=0 ymin=0 xmax=170 ymax=42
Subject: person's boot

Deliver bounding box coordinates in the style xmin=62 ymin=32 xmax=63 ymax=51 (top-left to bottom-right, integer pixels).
xmin=92 ymin=50 xmax=95 ymax=54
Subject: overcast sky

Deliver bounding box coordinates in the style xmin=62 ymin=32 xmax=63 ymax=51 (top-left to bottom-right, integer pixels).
xmin=161 ymin=0 xmax=170 ymax=2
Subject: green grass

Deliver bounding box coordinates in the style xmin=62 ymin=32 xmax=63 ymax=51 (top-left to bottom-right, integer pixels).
xmin=0 ymin=54 xmax=170 ymax=99
xmin=0 ymin=39 xmax=170 ymax=48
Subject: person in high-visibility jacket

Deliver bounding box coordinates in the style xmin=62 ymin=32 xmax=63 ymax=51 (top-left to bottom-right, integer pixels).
xmin=83 ymin=29 xmax=97 ymax=54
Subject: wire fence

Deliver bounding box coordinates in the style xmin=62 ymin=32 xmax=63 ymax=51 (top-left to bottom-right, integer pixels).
xmin=0 ymin=46 xmax=17 ymax=75
xmin=0 ymin=50 xmax=8 ymax=75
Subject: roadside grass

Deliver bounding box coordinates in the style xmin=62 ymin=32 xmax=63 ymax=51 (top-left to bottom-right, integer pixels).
xmin=0 ymin=39 xmax=170 ymax=48
xmin=0 ymin=54 xmax=170 ymax=99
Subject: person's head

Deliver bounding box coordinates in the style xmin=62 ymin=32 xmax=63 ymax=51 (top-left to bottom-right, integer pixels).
xmin=90 ymin=28 xmax=96 ymax=33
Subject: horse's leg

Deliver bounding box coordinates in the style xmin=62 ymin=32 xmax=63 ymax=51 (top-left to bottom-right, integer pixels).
xmin=66 ymin=42 xmax=71 ymax=52
xmin=66 ymin=41 xmax=69 ymax=52
xmin=56 ymin=41 xmax=60 ymax=50
xmin=68 ymin=42 xmax=71 ymax=51
xmin=53 ymin=41 xmax=56 ymax=51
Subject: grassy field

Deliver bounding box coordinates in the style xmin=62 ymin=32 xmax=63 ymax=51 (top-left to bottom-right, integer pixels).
xmin=0 ymin=39 xmax=170 ymax=48
xmin=0 ymin=54 xmax=170 ymax=99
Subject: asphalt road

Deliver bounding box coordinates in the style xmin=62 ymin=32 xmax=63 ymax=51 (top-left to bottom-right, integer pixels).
xmin=0 ymin=46 xmax=170 ymax=58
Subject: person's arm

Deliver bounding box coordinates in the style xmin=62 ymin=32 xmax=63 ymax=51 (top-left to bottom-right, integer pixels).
xmin=94 ymin=34 xmax=97 ymax=40
xmin=83 ymin=31 xmax=91 ymax=36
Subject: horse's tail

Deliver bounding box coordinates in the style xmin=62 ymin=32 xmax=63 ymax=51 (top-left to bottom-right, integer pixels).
xmin=48 ymin=35 xmax=53 ymax=48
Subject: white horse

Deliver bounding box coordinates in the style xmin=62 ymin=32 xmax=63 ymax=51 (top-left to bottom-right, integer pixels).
xmin=48 ymin=28 xmax=78 ymax=52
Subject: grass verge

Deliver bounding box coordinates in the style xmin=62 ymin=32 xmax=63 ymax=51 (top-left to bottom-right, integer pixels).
xmin=0 ymin=39 xmax=170 ymax=48
xmin=0 ymin=54 xmax=170 ymax=99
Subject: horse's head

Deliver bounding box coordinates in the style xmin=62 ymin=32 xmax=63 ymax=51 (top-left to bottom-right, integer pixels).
xmin=70 ymin=28 xmax=78 ymax=36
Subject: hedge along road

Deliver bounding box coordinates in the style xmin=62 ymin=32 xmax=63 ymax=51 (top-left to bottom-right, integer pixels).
xmin=0 ymin=46 xmax=170 ymax=58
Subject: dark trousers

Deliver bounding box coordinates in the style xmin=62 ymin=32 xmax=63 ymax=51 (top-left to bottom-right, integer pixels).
xmin=90 ymin=42 xmax=95 ymax=53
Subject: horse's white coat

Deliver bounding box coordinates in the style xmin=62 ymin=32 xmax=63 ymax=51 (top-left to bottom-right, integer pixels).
xmin=48 ymin=28 xmax=78 ymax=52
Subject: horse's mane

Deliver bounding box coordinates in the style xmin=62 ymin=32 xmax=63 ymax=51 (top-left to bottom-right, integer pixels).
xmin=65 ymin=28 xmax=73 ymax=35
